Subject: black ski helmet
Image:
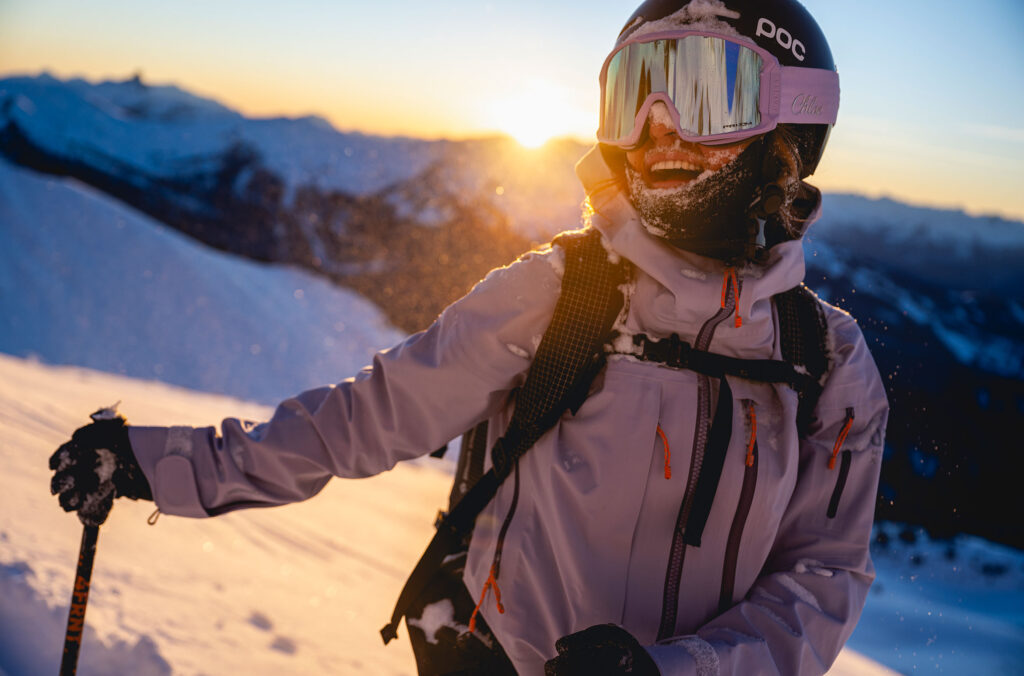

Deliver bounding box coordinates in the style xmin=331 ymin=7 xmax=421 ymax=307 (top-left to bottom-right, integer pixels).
xmin=613 ymin=0 xmax=836 ymax=176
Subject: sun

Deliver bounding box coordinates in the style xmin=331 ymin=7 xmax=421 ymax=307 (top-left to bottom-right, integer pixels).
xmin=487 ymin=80 xmax=574 ymax=148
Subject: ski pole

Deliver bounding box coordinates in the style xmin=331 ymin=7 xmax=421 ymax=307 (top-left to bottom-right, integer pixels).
xmin=59 ymin=523 xmax=100 ymax=676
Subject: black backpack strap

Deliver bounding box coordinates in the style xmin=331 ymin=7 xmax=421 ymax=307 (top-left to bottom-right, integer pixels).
xmin=489 ymin=228 xmax=628 ymax=479
xmin=382 ymin=228 xmax=628 ymax=644
xmin=447 ymin=420 xmax=489 ymax=512
xmin=774 ymin=284 xmax=830 ymax=435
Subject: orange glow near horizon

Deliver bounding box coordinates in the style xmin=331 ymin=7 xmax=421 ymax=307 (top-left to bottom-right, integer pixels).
xmin=482 ymin=79 xmax=588 ymax=149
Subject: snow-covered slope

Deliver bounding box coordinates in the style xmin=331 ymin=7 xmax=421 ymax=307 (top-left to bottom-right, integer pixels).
xmin=0 ymin=353 xmax=443 ymax=675
xmin=0 ymin=157 xmax=403 ymax=404
xmin=851 ymin=524 xmax=1024 ymax=675
xmin=0 ymin=354 xmax=909 ymax=676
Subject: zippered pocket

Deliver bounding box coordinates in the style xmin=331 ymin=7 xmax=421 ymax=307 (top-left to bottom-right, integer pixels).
xmin=719 ymin=399 xmax=759 ymax=613
xmin=825 ymin=407 xmax=855 ymax=519
xmin=827 ymin=449 xmax=853 ymax=519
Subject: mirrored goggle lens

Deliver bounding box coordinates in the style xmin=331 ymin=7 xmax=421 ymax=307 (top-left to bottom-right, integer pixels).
xmin=600 ymin=36 xmax=764 ymax=143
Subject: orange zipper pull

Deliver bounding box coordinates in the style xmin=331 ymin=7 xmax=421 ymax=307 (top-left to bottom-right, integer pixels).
xmin=468 ymin=563 xmax=505 ymax=633
xmin=721 ymin=267 xmax=742 ymax=328
xmin=657 ymin=424 xmax=671 ymax=479
xmin=829 ymin=408 xmax=855 ymax=470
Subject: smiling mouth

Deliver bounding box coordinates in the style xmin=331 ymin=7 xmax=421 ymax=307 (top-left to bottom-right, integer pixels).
xmin=647 ymin=159 xmax=705 ymax=184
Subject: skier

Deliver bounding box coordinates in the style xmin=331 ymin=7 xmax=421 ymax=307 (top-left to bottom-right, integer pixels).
xmin=50 ymin=0 xmax=888 ymax=674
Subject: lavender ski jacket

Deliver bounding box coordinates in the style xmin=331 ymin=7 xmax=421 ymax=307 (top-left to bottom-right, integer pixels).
xmin=129 ymin=146 xmax=888 ymax=676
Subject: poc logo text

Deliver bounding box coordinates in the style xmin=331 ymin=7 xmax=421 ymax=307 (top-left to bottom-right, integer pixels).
xmin=756 ymin=18 xmax=806 ymax=62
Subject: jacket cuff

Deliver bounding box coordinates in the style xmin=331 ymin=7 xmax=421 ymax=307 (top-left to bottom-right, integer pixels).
xmin=128 ymin=426 xmax=209 ymax=518
xmin=647 ymin=635 xmax=718 ymax=675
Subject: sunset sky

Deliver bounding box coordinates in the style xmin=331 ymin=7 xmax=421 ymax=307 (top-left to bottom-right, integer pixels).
xmin=2 ymin=0 xmax=1023 ymax=220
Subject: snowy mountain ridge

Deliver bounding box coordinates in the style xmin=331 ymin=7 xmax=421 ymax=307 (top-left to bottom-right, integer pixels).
xmin=1 ymin=73 xmax=438 ymax=196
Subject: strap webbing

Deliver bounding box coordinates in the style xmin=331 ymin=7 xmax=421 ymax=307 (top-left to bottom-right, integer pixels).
xmin=447 ymin=420 xmax=489 ymax=512
xmin=775 ymin=285 xmax=830 ymax=433
xmin=381 ymin=228 xmax=627 ymax=644
xmin=629 ymin=333 xmax=817 ymax=393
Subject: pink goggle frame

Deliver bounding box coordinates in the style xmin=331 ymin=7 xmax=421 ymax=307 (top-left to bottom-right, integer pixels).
xmin=597 ymin=29 xmax=840 ymax=148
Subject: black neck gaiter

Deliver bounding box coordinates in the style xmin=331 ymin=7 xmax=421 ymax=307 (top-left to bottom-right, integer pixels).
xmin=625 ymin=139 xmax=766 ymax=263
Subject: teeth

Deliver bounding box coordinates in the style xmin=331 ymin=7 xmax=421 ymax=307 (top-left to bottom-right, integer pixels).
xmin=650 ymin=160 xmax=701 ymax=173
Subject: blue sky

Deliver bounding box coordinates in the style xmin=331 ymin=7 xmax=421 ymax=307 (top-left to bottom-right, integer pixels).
xmin=2 ymin=0 xmax=1023 ymax=219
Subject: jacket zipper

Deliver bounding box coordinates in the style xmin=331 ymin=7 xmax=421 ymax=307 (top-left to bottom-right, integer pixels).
xmin=719 ymin=439 xmax=758 ymax=613
xmin=657 ymin=273 xmax=741 ymax=640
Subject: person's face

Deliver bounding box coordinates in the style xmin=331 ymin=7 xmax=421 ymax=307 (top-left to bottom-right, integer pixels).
xmin=624 ymin=102 xmax=757 ymax=190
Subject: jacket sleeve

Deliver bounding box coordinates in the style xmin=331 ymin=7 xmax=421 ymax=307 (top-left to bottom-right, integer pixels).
xmin=647 ymin=308 xmax=889 ymax=676
xmin=128 ymin=248 xmax=565 ymax=518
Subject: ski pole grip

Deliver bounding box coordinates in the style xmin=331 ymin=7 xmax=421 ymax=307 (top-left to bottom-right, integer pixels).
xmin=60 ymin=524 xmax=100 ymax=676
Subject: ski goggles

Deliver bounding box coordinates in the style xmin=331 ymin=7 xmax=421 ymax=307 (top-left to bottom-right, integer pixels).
xmin=598 ymin=30 xmax=839 ymax=148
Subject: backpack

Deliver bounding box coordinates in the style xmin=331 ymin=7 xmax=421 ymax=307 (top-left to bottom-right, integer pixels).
xmin=381 ymin=227 xmax=831 ymax=653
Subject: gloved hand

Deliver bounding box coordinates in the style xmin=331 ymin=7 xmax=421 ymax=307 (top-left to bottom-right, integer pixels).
xmin=544 ymin=624 xmax=661 ymax=676
xmin=49 ymin=408 xmax=152 ymax=526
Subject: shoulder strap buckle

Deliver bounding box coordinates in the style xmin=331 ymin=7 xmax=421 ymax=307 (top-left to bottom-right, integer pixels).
xmin=634 ymin=332 xmax=691 ymax=367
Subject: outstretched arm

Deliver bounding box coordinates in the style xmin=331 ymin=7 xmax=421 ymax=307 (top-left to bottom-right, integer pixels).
xmin=124 ymin=248 xmax=565 ymax=518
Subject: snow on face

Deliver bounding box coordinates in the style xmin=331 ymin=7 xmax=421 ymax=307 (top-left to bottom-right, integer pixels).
xmin=626 ymin=162 xmax=703 ymax=236
xmin=624 ymin=135 xmax=749 ymax=237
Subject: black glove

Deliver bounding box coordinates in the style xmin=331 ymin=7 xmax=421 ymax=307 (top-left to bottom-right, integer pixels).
xmin=49 ymin=409 xmax=153 ymax=526
xmin=544 ymin=624 xmax=661 ymax=676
